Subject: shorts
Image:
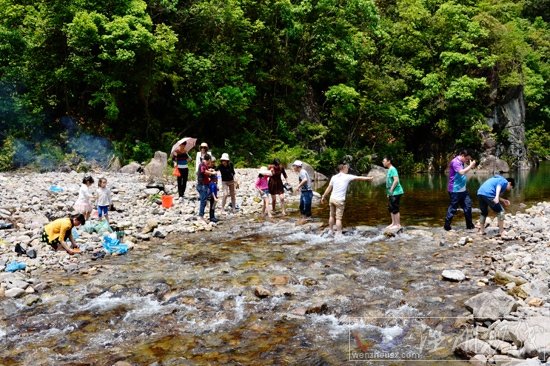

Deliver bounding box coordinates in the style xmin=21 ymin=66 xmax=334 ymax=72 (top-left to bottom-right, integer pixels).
xmin=98 ymin=205 xmax=109 ymax=218
xmin=260 ymin=189 xmax=270 ymax=199
xmin=41 ymin=230 xmax=61 ymax=250
xmin=388 ymin=194 xmax=402 ymax=214
xmin=478 ymin=195 xmax=504 ymax=216
xmin=329 ymin=198 xmax=346 ymax=220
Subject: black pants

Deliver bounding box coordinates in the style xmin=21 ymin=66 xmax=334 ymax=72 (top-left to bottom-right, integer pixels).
xmin=177 ymin=168 xmax=189 ymax=198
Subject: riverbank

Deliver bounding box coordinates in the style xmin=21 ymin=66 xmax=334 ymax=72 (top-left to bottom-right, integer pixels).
xmin=452 ymin=201 xmax=550 ymax=365
xmin=0 ymin=168 xmax=303 ymax=292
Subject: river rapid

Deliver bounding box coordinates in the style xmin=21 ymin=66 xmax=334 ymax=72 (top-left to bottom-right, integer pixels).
xmin=2 ymin=215 xmax=505 ymax=366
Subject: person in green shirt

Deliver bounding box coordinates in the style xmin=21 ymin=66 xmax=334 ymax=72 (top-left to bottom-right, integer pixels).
xmin=382 ymin=156 xmax=404 ymax=230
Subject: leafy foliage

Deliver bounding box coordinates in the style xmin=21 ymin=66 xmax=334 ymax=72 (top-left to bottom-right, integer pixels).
xmin=0 ymin=0 xmax=548 ymax=173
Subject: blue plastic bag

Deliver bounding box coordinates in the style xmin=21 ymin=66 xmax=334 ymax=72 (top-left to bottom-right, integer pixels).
xmin=102 ymin=235 xmax=128 ymax=255
xmin=6 ymin=261 xmax=26 ymax=272
xmin=67 ymin=227 xmax=79 ymax=241
xmin=49 ymin=185 xmax=64 ymax=193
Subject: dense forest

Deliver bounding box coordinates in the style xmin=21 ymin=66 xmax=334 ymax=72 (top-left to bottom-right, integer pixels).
xmin=0 ymin=0 xmax=549 ymax=174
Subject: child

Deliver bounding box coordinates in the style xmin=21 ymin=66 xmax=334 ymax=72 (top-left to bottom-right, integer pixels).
xmin=74 ymin=176 xmax=94 ymax=220
xmin=209 ymin=173 xmax=219 ymax=202
xmin=41 ymin=213 xmax=85 ymax=255
xmin=97 ymin=177 xmax=112 ymax=223
xmin=255 ymin=166 xmax=273 ymax=218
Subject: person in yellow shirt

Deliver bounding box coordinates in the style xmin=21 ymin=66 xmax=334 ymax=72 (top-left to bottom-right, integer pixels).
xmin=41 ymin=214 xmax=85 ymax=255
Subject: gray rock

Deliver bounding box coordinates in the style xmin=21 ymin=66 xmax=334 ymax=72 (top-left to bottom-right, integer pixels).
xmin=152 ymin=229 xmax=166 ymax=239
xmin=5 ymin=287 xmax=25 ymax=298
xmin=120 ymin=162 xmax=142 ymax=174
xmin=144 ymin=151 xmax=168 ymax=179
xmin=455 ymin=339 xmax=496 ymax=358
xmin=6 ymin=279 xmax=29 ymax=290
xmin=442 ymin=269 xmax=466 ymax=282
xmin=465 ymin=289 xmax=518 ymax=322
xmin=25 ymin=294 xmax=41 ymax=306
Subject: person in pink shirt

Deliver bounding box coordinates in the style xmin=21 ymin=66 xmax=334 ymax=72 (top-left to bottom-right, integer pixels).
xmin=255 ymin=166 xmax=273 ymax=218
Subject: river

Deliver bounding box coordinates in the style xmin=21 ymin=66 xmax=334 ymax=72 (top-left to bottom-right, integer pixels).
xmin=1 ymin=162 xmax=549 ymax=365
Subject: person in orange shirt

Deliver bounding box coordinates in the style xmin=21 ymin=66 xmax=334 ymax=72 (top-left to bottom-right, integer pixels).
xmin=41 ymin=214 xmax=85 ymax=255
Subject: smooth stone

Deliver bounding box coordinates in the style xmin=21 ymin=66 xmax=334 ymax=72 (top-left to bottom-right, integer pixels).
xmin=442 ymin=269 xmax=466 ymax=282
xmin=5 ymin=287 xmax=25 ymax=298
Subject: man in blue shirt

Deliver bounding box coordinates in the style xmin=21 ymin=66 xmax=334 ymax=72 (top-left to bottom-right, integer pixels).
xmin=477 ymin=175 xmax=515 ymax=236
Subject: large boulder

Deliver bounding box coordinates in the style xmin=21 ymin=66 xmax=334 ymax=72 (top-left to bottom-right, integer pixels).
xmin=286 ymin=162 xmax=327 ymax=182
xmin=454 ymin=339 xmax=495 ymax=359
xmin=477 ymin=154 xmax=510 ymax=174
xmin=493 ymin=317 xmax=550 ymax=360
xmin=367 ymin=165 xmax=387 ymax=183
xmin=464 ymin=288 xmax=518 ymax=322
xmin=144 ymin=151 xmax=167 ymax=179
xmin=120 ymin=162 xmax=142 ymax=174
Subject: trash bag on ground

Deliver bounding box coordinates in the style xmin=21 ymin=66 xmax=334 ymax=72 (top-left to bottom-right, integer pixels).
xmin=102 ymin=234 xmax=128 ymax=255
xmin=82 ymin=220 xmax=113 ymax=235
xmin=49 ymin=185 xmax=64 ymax=193
xmin=6 ymin=261 xmax=26 ymax=272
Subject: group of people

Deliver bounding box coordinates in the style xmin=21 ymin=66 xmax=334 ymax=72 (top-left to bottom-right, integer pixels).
xmin=444 ymin=149 xmax=515 ymax=236
xmin=42 ymin=175 xmax=114 ymax=255
xmin=321 ymin=156 xmax=404 ymax=236
xmin=42 ymin=144 xmax=516 ymax=256
xmin=172 ymin=141 xmax=238 ymax=223
xmin=319 ymin=150 xmax=515 ymax=238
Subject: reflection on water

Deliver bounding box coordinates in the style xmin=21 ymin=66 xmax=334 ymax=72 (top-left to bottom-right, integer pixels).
xmin=315 ymin=161 xmax=550 ymax=228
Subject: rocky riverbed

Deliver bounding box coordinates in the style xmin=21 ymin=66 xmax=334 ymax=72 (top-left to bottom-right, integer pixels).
xmin=1 ymin=169 xmax=549 ymax=365
xmin=0 ymin=168 xmax=307 ymax=295
xmin=451 ymin=202 xmax=550 ymax=365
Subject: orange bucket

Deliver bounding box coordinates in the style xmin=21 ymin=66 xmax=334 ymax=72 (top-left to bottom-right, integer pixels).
xmin=161 ymin=194 xmax=173 ymax=208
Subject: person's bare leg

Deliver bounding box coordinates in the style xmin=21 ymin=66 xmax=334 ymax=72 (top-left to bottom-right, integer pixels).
xmin=280 ymin=194 xmax=286 ymax=215
xmin=498 ymin=219 xmax=505 ymax=236
xmin=271 ymin=195 xmax=276 ymax=212
xmin=335 ymin=218 xmax=343 ymax=234
xmin=393 ymin=213 xmax=401 ymax=229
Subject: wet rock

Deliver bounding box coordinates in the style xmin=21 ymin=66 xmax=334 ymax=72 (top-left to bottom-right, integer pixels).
xmin=455 ymin=339 xmax=495 ymax=358
xmin=305 ymin=301 xmax=328 ymax=315
xmin=24 ymin=294 xmax=40 ymax=306
xmin=493 ymin=270 xmax=527 ymax=286
xmin=271 ymin=275 xmax=290 ymax=285
xmin=254 ymin=286 xmax=271 ymax=298
xmin=442 ymin=269 xmax=466 ymax=282
xmin=465 ymin=289 xmax=518 ymax=322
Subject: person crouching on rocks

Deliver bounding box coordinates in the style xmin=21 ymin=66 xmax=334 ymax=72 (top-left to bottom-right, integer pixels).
xmin=477 ymin=175 xmax=515 ymax=236
xmin=41 ymin=213 xmax=85 ymax=255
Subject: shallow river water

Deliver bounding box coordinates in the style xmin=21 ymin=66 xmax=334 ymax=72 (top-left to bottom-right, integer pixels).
xmin=1 ymin=163 xmax=549 ymax=365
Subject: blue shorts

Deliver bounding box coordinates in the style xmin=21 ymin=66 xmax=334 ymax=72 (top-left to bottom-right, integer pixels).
xmin=98 ymin=205 xmax=109 ymax=218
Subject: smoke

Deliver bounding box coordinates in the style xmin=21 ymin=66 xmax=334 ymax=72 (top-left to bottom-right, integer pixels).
xmin=68 ymin=133 xmax=113 ymax=167
xmin=12 ymin=140 xmax=34 ymax=167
